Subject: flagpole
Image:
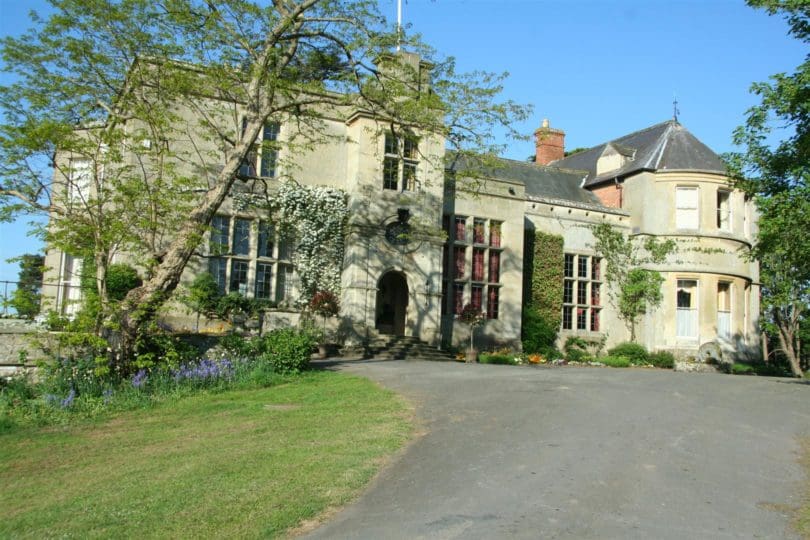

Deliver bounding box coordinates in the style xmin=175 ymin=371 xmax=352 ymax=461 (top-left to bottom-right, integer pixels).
xmin=396 ymin=0 xmax=402 ymax=51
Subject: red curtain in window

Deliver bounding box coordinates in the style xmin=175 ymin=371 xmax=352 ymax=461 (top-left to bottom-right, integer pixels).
xmin=488 ymin=251 xmax=500 ymax=282
xmin=471 ymin=285 xmax=483 ymax=311
xmin=473 ymin=221 xmax=485 ymax=244
xmin=490 ymin=222 xmax=501 ymax=247
xmin=454 ymin=284 xmax=465 ymax=314
xmin=472 ymin=249 xmax=485 ymax=281
xmin=455 ymin=218 xmax=466 ymax=241
xmin=454 ymin=247 xmax=465 ymax=278
xmin=487 ymin=287 xmax=499 ymax=319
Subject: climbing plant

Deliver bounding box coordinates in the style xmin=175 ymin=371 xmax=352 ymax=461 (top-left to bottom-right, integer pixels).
xmin=274 ymin=182 xmax=348 ymax=303
xmin=522 ymin=230 xmax=564 ymax=353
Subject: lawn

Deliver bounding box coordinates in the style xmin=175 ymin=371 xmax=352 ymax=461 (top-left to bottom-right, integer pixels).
xmin=0 ymin=371 xmax=412 ymax=538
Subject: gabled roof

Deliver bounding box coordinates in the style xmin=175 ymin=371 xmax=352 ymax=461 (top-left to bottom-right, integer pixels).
xmin=446 ymin=154 xmax=602 ymax=207
xmin=551 ymin=120 xmax=727 ymax=187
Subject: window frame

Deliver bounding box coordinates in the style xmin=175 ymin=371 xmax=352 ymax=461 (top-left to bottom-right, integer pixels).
xmin=382 ymin=131 xmax=419 ymax=192
xmin=562 ymin=253 xmax=602 ymax=333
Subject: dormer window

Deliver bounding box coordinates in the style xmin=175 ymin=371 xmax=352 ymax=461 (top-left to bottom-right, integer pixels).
xmin=596 ymin=143 xmax=634 ymax=176
xmin=383 ymin=132 xmax=418 ymax=191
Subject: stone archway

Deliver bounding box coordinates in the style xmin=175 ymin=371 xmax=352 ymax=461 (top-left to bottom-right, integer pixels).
xmin=375 ymin=271 xmax=409 ymax=336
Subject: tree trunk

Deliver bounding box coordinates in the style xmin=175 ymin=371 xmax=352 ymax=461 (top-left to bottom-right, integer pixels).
xmin=761 ymin=331 xmax=769 ymax=363
xmin=774 ymin=308 xmax=803 ymax=378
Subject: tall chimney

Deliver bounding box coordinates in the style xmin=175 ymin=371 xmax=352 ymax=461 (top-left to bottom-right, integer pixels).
xmin=534 ymin=119 xmax=565 ymax=165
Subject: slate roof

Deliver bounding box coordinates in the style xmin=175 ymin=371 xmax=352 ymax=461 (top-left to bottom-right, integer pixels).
xmin=446 ymin=153 xmax=602 ymax=207
xmin=550 ymin=120 xmax=727 ymax=188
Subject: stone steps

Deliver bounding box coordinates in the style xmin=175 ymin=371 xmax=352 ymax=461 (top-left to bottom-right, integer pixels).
xmin=366 ymin=336 xmax=455 ymax=361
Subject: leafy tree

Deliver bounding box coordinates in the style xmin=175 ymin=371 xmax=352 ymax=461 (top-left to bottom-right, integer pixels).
xmin=5 ymin=254 xmax=44 ymax=319
xmin=0 ymin=0 xmax=530 ymax=366
xmin=591 ymin=223 xmax=676 ymax=341
xmin=726 ymin=0 xmax=810 ymax=377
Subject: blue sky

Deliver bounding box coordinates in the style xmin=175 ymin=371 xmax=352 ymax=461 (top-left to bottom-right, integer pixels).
xmin=0 ymin=0 xmax=805 ymax=282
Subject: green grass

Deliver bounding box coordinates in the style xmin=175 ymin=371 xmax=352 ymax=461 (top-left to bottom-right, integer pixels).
xmin=0 ymin=371 xmax=412 ymax=538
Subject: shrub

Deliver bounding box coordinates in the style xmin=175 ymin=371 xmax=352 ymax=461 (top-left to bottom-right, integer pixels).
xmin=600 ymin=356 xmax=630 ymax=368
xmin=607 ymin=342 xmax=649 ymax=365
xmin=732 ymin=363 xmax=755 ymax=375
xmin=522 ymin=306 xmax=559 ymax=355
xmin=219 ymin=333 xmax=257 ymax=358
xmin=478 ymin=353 xmax=516 ymax=365
xmin=106 ymin=264 xmax=142 ymax=301
xmin=648 ymin=351 xmax=675 ymax=369
xmin=260 ymin=328 xmax=316 ymax=374
xmin=563 ymin=336 xmax=592 ymax=362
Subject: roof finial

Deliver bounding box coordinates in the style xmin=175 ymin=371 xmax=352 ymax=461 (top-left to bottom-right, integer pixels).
xmin=673 ymin=94 xmax=680 ymax=123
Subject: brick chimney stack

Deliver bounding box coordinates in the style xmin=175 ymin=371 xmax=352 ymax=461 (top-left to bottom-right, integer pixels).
xmin=534 ymin=119 xmax=565 ymax=165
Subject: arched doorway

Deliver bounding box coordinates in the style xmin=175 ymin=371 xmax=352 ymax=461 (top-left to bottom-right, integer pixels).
xmin=375 ymin=271 xmax=409 ymax=335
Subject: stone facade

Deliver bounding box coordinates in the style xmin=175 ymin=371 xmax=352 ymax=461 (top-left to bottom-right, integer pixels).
xmin=40 ymin=65 xmax=759 ymax=359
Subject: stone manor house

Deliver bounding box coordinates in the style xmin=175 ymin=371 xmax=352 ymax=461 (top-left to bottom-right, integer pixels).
xmin=43 ymin=55 xmax=760 ymax=359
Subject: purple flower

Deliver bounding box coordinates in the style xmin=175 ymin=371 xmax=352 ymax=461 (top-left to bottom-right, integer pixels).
xmin=60 ymin=388 xmax=76 ymax=409
xmin=102 ymin=388 xmax=114 ymax=405
xmin=131 ymin=369 xmax=148 ymax=389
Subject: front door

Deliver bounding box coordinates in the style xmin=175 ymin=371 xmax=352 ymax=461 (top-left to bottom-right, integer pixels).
xmin=375 ymin=272 xmax=408 ymax=335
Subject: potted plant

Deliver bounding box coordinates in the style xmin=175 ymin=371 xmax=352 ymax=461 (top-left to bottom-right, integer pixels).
xmin=309 ymin=290 xmax=340 ymax=358
xmin=458 ymin=303 xmax=485 ymax=363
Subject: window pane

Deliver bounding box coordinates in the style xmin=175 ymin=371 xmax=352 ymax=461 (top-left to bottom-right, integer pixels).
xmin=473 ymin=219 xmax=485 ymax=244
xmin=403 ymin=136 xmax=418 ymax=159
xmin=258 ymin=221 xmax=274 ymax=258
xmin=564 ymin=254 xmax=574 ymax=278
xmin=278 ymin=233 xmax=295 ymax=260
xmin=488 ymin=251 xmax=500 ymax=283
xmin=403 ymin=162 xmax=416 ymax=191
xmin=591 ymin=283 xmax=601 ymax=306
xmin=578 ymin=255 xmax=588 ymax=278
xmin=576 ymin=308 xmax=587 ymax=330
xmin=276 ymin=265 xmax=294 ymax=302
xmin=210 ymin=216 xmax=230 ymax=255
xmin=577 ymin=281 xmax=588 ymax=305
xmin=471 ymin=284 xmax=483 ymax=311
xmin=676 ymin=187 xmax=699 ymax=229
xmin=453 ymin=283 xmax=465 ymax=315
xmin=454 ymin=217 xmax=466 ymax=242
xmin=454 ymin=246 xmax=466 ymax=278
xmin=68 ymin=159 xmax=91 ymax=203
xmin=259 ymin=123 xmax=279 ymax=177
xmin=472 ymin=248 xmax=485 ymax=281
xmin=717 ymin=191 xmax=731 ymax=231
xmin=590 ymin=309 xmax=600 ymax=332
xmin=255 ymin=263 xmax=273 ymax=300
xmin=208 ymin=257 xmax=227 ymax=293
xmin=230 ymin=260 xmax=248 ymax=294
xmin=233 ymin=218 xmax=251 ymax=256
xmin=487 ymin=286 xmax=499 ymax=319
xmin=489 ymin=221 xmax=501 ymax=247
xmin=563 ymin=280 xmax=573 ymax=304
xmin=384 ymin=133 xmax=397 ymax=155
xmin=592 ymin=258 xmax=601 ymax=281
xmin=562 ymin=306 xmax=573 ymax=330
xmin=383 ymin=157 xmax=398 ymax=190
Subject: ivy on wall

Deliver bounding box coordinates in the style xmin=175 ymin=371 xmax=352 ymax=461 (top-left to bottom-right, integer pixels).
xmin=524 ymin=229 xmax=564 ymax=327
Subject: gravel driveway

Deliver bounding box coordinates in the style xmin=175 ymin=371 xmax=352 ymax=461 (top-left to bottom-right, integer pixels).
xmin=304 ymin=360 xmax=810 ymax=540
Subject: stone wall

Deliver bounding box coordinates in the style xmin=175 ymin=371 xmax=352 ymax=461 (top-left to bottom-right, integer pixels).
xmin=0 ymin=319 xmax=48 ymax=377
